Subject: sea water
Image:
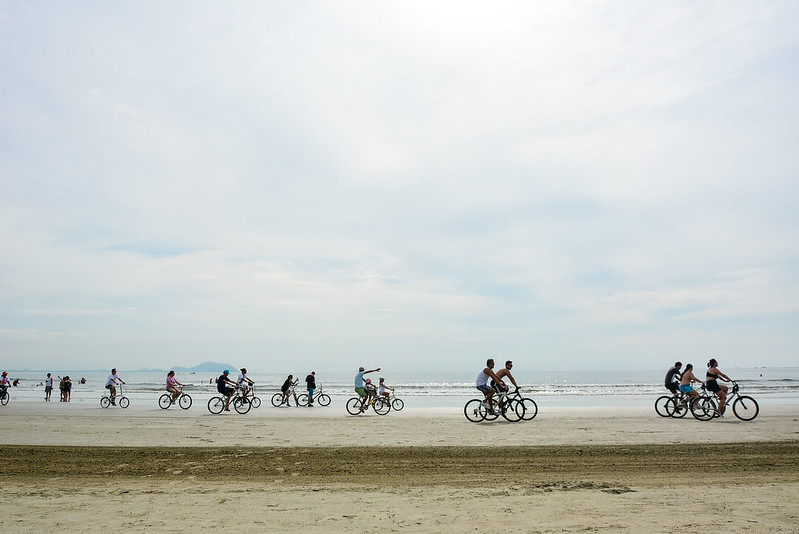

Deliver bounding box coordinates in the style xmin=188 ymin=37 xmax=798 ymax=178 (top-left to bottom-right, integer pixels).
xmin=3 ymin=367 xmax=798 ymax=409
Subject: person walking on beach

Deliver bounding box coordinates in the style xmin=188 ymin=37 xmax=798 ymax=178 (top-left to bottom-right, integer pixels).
xmin=237 ymin=368 xmax=255 ymax=402
xmin=216 ymin=370 xmax=237 ymax=411
xmin=476 ymin=359 xmax=502 ymax=414
xmin=44 ymin=373 xmax=53 ymax=401
xmin=707 ymin=358 xmax=733 ymax=415
xmin=664 ymin=362 xmax=682 ymax=397
xmin=105 ymin=369 xmax=125 ymax=406
xmin=678 ymin=364 xmax=703 ymax=402
xmin=354 ymin=366 xmax=380 ymax=413
xmin=166 ymin=371 xmax=183 ymax=404
xmin=305 ymin=372 xmax=316 ymax=406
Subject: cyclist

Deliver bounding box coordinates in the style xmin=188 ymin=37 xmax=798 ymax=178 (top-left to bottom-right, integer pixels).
xmin=305 ymin=372 xmax=316 ymax=406
xmin=354 ymin=366 xmax=381 ymax=413
xmin=105 ymin=369 xmax=125 ymax=406
xmin=0 ymin=371 xmax=9 ymax=401
xmin=364 ymin=378 xmax=378 ymax=403
xmin=378 ymin=377 xmax=394 ymax=402
xmin=707 ymin=358 xmax=733 ymax=415
xmin=678 ymin=364 xmax=703 ymax=402
xmin=166 ymin=370 xmax=183 ymax=404
xmin=664 ymin=362 xmax=682 ymax=397
xmin=281 ymin=375 xmax=298 ymax=406
xmin=216 ymin=370 xmax=237 ymax=411
xmin=237 ymin=368 xmax=255 ymax=402
xmin=476 ymin=359 xmax=502 ymax=414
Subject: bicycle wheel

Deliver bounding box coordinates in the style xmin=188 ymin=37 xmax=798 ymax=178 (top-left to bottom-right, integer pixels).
xmin=733 ymin=396 xmax=759 ymax=421
xmin=501 ymin=399 xmax=525 ymax=422
xmin=158 ymin=394 xmax=172 ymax=409
xmin=690 ymin=397 xmax=716 ymax=421
xmin=318 ymin=394 xmax=331 ymax=406
xmin=520 ymin=397 xmax=538 ymax=421
xmin=669 ymin=398 xmax=688 ymax=418
xmin=179 ymin=394 xmax=192 ymax=410
xmin=346 ymin=397 xmax=364 ymax=415
xmin=391 ymin=398 xmax=404 ymax=411
xmin=1 ymin=391 xmax=9 ymax=405
xmin=100 ymin=396 xmax=110 ymax=408
xmin=655 ymin=396 xmax=673 ymax=417
xmin=297 ymin=394 xmax=310 ymax=407
xmin=250 ymin=396 xmax=261 ymax=409
xmin=271 ymin=393 xmax=284 ymax=407
xmin=464 ymin=399 xmax=486 ymax=422
xmin=233 ymin=397 xmax=251 ymax=414
xmin=119 ymin=396 xmax=130 ymax=408
xmin=207 ymin=396 xmax=225 ymax=414
xmin=373 ymin=397 xmax=391 ymax=415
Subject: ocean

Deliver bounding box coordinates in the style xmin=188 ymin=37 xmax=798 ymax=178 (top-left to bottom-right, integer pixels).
xmin=3 ymin=367 xmax=798 ymax=409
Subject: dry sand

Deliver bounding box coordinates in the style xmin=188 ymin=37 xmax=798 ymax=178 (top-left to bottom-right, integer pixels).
xmin=1 ymin=401 xmax=798 ymax=533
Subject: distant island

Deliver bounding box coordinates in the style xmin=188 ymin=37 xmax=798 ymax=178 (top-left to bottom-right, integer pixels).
xmin=133 ymin=361 xmax=238 ymax=373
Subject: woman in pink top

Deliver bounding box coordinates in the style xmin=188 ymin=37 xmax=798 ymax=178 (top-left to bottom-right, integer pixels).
xmin=166 ymin=371 xmax=183 ymax=404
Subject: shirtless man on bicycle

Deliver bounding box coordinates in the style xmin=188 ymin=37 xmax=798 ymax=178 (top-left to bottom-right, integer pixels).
xmin=476 ymin=359 xmax=502 ymax=414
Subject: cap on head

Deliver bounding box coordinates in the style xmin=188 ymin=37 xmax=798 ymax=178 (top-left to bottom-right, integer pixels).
xmin=223 ymin=369 xmax=230 ymax=374
xmin=359 ymin=367 xmax=365 ymax=372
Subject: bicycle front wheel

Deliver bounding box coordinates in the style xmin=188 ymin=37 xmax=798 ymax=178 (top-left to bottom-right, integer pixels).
xmin=233 ymin=397 xmax=251 ymax=414
xmin=520 ymin=398 xmax=538 ymax=421
xmin=346 ymin=397 xmax=363 ymax=416
xmin=158 ymin=394 xmax=172 ymax=410
xmin=1 ymin=391 xmax=9 ymax=406
xmin=207 ymin=396 xmax=224 ymax=414
xmin=271 ymin=393 xmax=284 ymax=407
xmin=118 ymin=396 xmax=130 ymax=408
xmin=655 ymin=396 xmax=672 ymax=418
xmin=318 ymin=394 xmax=331 ymax=406
xmin=391 ymin=398 xmax=404 ymax=411
xmin=733 ymin=396 xmax=759 ymax=421
xmin=373 ymin=397 xmax=391 ymax=415
xmin=690 ymin=397 xmax=716 ymax=421
xmin=464 ymin=399 xmax=486 ymax=422
xmin=100 ymin=396 xmax=110 ymax=408
xmin=250 ymin=396 xmax=261 ymax=409
xmin=179 ymin=394 xmax=192 ymax=410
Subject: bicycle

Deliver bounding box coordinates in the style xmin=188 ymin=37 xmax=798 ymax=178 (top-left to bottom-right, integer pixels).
xmin=100 ymin=383 xmax=129 ymax=408
xmin=271 ymin=386 xmax=303 ymax=407
xmin=505 ymin=388 xmax=537 ymax=421
xmin=207 ymin=387 xmax=251 ymax=414
xmin=655 ymin=392 xmax=693 ymax=419
xmin=464 ymin=388 xmax=524 ymax=423
xmin=0 ymin=388 xmax=9 ymax=406
xmin=346 ymin=392 xmax=390 ymax=415
xmin=696 ymin=381 xmax=759 ymax=421
xmin=385 ymin=391 xmax=404 ymax=411
xmin=297 ymin=384 xmax=332 ymax=407
xmin=158 ymin=385 xmax=193 ymax=410
xmin=242 ymin=385 xmax=261 ymax=409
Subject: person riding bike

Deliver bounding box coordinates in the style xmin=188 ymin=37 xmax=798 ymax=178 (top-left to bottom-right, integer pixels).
xmin=664 ymin=362 xmax=683 ymax=397
xmin=166 ymin=370 xmax=184 ymax=404
xmin=476 ymin=359 xmax=502 ymax=414
xmin=237 ymin=368 xmax=255 ymax=402
xmin=105 ymin=369 xmax=125 ymax=406
xmin=216 ymin=370 xmax=237 ymax=412
xmin=354 ymin=366 xmax=380 ymax=413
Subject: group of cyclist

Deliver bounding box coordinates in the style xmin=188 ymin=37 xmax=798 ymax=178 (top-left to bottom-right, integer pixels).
xmin=664 ymin=358 xmax=734 ymax=415
xmin=475 ymin=358 xmax=519 ymax=415
xmin=353 ymin=367 xmax=396 ymax=413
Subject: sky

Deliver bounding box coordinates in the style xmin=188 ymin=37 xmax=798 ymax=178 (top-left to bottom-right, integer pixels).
xmin=1 ymin=1 xmax=798 ymax=373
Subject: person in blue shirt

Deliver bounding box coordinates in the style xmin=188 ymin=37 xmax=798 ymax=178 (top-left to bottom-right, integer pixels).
xmin=354 ymin=366 xmax=380 ymax=413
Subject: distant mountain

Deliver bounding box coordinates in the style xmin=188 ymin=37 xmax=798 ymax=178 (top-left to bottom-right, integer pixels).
xmin=173 ymin=361 xmax=238 ymax=373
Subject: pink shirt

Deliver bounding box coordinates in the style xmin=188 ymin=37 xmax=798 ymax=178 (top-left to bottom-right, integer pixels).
xmin=166 ymin=376 xmax=178 ymax=390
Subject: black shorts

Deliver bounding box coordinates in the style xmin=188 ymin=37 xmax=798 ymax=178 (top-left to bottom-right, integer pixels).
xmin=218 ymin=387 xmax=234 ymax=396
xmin=706 ymin=380 xmax=721 ymax=393
xmin=665 ymin=382 xmax=678 ymax=395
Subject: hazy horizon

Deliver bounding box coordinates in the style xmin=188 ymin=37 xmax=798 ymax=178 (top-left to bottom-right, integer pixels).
xmin=2 ymin=2 xmax=798 ymax=373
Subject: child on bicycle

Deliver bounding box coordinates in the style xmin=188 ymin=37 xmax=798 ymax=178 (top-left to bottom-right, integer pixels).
xmin=365 ymin=378 xmax=378 ymax=403
xmin=378 ymin=377 xmax=393 ymax=401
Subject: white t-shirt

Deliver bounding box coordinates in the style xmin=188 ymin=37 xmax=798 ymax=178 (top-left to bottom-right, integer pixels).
xmin=105 ymin=374 xmax=119 ymax=387
xmin=237 ymin=373 xmax=248 ymax=385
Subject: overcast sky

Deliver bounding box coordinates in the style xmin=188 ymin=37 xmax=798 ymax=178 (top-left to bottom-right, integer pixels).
xmin=1 ymin=1 xmax=798 ymax=373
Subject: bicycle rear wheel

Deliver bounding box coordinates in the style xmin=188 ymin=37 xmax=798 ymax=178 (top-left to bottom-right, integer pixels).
xmin=655 ymin=396 xmax=672 ymax=417
xmin=100 ymin=396 xmax=110 ymax=408
xmin=733 ymin=396 xmax=759 ymax=421
xmin=346 ymin=397 xmax=363 ymax=416
xmin=391 ymin=398 xmax=404 ymax=411
xmin=0 ymin=391 xmax=9 ymax=405
xmin=271 ymin=393 xmax=284 ymax=407
xmin=207 ymin=396 xmax=224 ymax=414
xmin=318 ymin=394 xmax=331 ymax=406
xmin=179 ymin=394 xmax=192 ymax=410
xmin=464 ymin=399 xmax=486 ymax=422
xmin=668 ymin=398 xmax=688 ymax=418
xmin=690 ymin=397 xmax=716 ymax=421
xmin=296 ymin=394 xmax=310 ymax=407
xmin=158 ymin=394 xmax=172 ymax=409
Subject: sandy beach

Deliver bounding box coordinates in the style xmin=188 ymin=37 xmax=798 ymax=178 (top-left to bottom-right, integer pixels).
xmin=2 ymin=401 xmax=798 ymax=532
